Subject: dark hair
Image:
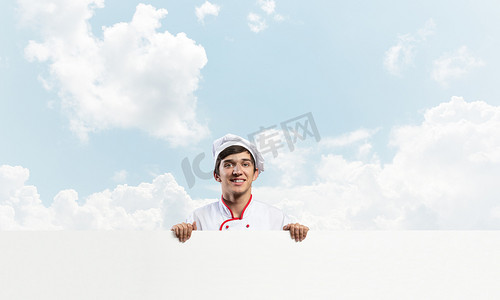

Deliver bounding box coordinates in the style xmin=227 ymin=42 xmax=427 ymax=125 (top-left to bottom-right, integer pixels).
xmin=214 ymin=145 xmax=256 ymax=176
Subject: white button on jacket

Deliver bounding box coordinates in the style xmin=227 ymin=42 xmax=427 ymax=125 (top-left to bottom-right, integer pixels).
xmin=187 ymin=195 xmax=290 ymax=231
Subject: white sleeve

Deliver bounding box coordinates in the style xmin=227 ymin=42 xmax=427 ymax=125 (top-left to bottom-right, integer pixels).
xmin=186 ymin=212 xmax=194 ymax=224
xmin=282 ymin=213 xmax=292 ymax=229
xmin=186 ymin=211 xmax=204 ymax=230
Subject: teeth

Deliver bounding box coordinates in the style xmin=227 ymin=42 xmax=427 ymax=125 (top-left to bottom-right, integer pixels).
xmin=233 ymin=180 xmax=244 ymax=182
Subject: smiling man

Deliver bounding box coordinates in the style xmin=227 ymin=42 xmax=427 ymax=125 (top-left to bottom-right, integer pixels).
xmin=171 ymin=133 xmax=309 ymax=242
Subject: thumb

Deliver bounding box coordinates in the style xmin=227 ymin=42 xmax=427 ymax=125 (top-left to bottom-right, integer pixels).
xmin=283 ymin=224 xmax=289 ymax=230
xmin=193 ymin=221 xmax=197 ymax=231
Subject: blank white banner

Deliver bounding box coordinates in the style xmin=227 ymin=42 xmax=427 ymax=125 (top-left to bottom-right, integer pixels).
xmin=1 ymin=231 xmax=499 ymax=299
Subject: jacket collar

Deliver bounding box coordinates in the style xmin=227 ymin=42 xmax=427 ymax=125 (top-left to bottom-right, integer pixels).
xmin=218 ymin=194 xmax=253 ymax=219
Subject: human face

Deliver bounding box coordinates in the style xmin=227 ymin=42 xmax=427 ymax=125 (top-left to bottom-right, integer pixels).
xmin=214 ymin=151 xmax=259 ymax=198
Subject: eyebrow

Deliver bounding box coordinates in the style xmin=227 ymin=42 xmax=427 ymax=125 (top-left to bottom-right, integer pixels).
xmin=222 ymin=158 xmax=253 ymax=164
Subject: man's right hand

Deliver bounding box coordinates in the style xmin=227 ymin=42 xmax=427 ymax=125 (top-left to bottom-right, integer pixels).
xmin=171 ymin=221 xmax=197 ymax=243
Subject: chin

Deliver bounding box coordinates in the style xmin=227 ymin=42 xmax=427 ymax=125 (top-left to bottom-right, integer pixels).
xmin=229 ymin=187 xmax=249 ymax=195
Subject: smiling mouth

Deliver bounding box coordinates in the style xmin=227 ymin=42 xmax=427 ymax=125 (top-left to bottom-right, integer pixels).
xmin=231 ymin=179 xmax=245 ymax=183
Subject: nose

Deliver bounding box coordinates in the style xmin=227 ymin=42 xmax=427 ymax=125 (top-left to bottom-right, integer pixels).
xmin=232 ymin=164 xmax=242 ymax=175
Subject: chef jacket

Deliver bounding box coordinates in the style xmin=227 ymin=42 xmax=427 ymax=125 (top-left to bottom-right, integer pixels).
xmin=187 ymin=195 xmax=290 ymax=231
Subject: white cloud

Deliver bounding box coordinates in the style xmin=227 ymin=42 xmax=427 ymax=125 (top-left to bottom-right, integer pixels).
xmin=384 ymin=19 xmax=435 ymax=75
xmin=255 ymin=97 xmax=500 ymax=229
xmin=320 ymin=128 xmax=380 ymax=148
xmin=195 ymin=1 xmax=220 ymax=24
xmin=258 ymin=0 xmax=275 ymax=15
xmin=273 ymin=14 xmax=285 ymax=22
xmin=247 ymin=13 xmax=267 ymax=33
xmin=318 ymin=128 xmax=380 ymax=162
xmin=0 ymin=165 xmax=56 ymax=230
xmin=265 ymin=144 xmax=312 ymax=187
xmin=0 ymin=164 xmax=214 ymax=230
xmin=431 ymin=46 xmax=484 ymax=87
xmin=3 ymin=98 xmax=499 ymax=230
xmin=112 ymin=170 xmax=128 ymax=183
xmin=20 ymin=1 xmax=209 ymax=146
xmin=383 ymin=35 xmax=416 ymax=75
xmin=248 ymin=0 xmax=285 ymax=32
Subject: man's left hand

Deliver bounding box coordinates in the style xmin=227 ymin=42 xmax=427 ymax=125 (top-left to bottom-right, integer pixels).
xmin=283 ymin=223 xmax=309 ymax=242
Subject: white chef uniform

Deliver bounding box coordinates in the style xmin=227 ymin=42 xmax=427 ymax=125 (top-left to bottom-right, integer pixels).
xmin=187 ymin=195 xmax=290 ymax=231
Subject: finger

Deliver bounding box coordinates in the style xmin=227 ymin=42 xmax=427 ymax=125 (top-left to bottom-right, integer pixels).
xmin=179 ymin=227 xmax=185 ymax=242
xmin=299 ymin=226 xmax=305 ymax=242
xmin=184 ymin=223 xmax=191 ymax=242
xmin=289 ymin=224 xmax=297 ymax=240
xmin=177 ymin=223 xmax=184 ymax=242
xmin=286 ymin=224 xmax=294 ymax=239
xmin=299 ymin=225 xmax=309 ymax=241
xmin=294 ymin=223 xmax=300 ymax=242
xmin=193 ymin=221 xmax=197 ymax=231
xmin=182 ymin=223 xmax=188 ymax=242
xmin=187 ymin=223 xmax=193 ymax=239
xmin=173 ymin=226 xmax=182 ymax=241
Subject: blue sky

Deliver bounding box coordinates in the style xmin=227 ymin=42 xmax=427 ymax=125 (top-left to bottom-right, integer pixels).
xmin=1 ymin=0 xmax=500 ymax=229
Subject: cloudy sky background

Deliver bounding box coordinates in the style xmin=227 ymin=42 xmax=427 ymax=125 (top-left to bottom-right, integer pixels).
xmin=1 ymin=0 xmax=499 ymax=229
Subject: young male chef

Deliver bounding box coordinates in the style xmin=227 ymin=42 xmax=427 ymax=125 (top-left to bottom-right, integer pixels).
xmin=171 ymin=133 xmax=309 ymax=242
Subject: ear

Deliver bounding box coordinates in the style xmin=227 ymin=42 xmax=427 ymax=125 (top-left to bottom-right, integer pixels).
xmin=252 ymin=168 xmax=259 ymax=181
xmin=214 ymin=171 xmax=221 ymax=182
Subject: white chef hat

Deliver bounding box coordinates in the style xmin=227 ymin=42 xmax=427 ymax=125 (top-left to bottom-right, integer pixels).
xmin=212 ymin=133 xmax=265 ymax=172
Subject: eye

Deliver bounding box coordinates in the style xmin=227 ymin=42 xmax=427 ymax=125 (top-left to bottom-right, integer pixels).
xmin=224 ymin=163 xmax=233 ymax=168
